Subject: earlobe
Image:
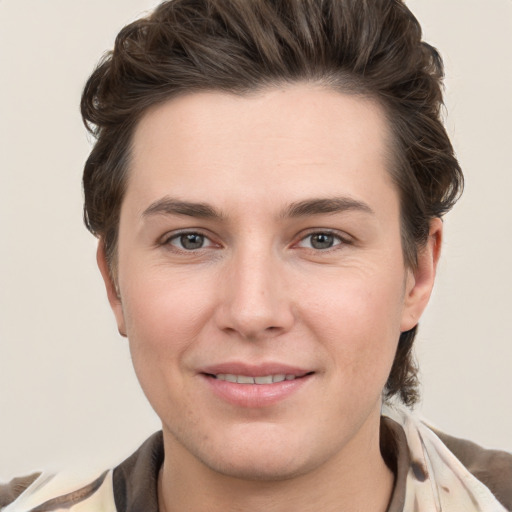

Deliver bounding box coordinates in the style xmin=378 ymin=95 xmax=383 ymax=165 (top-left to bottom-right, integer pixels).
xmin=400 ymin=218 xmax=443 ymax=332
xmin=96 ymin=241 xmax=127 ymax=337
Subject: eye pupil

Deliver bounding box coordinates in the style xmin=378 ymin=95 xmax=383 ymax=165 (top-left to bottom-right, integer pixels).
xmin=311 ymin=233 xmax=334 ymax=249
xmin=180 ymin=233 xmax=204 ymax=250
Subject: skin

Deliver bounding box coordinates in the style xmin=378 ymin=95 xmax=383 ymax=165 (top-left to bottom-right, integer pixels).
xmin=98 ymin=84 xmax=441 ymax=512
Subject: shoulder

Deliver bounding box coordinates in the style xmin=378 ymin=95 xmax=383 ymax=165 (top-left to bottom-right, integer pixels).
xmin=0 ymin=473 xmax=40 ymax=508
xmin=382 ymin=406 xmax=512 ymax=510
xmin=0 ymin=432 xmax=163 ymax=512
xmin=0 ymin=470 xmax=115 ymax=511
xmin=434 ymin=428 xmax=512 ymax=510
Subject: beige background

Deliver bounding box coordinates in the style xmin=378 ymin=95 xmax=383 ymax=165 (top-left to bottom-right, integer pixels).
xmin=0 ymin=0 xmax=511 ymax=477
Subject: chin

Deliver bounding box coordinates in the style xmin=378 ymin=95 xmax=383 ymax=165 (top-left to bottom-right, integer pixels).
xmin=176 ymin=423 xmax=327 ymax=482
xmin=201 ymin=449 xmax=314 ymax=482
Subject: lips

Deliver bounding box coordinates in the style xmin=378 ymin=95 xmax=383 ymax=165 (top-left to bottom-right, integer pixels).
xmin=199 ymin=363 xmax=314 ymax=407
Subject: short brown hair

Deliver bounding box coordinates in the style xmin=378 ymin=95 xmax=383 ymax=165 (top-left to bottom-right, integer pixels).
xmin=81 ymin=0 xmax=463 ymax=406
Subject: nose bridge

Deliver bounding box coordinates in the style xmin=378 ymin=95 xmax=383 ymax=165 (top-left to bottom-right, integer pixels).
xmin=217 ymin=238 xmax=293 ymax=338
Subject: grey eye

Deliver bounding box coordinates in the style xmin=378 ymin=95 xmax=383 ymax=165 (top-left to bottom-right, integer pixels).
xmin=309 ymin=233 xmax=336 ymax=249
xmin=178 ymin=233 xmax=205 ymax=250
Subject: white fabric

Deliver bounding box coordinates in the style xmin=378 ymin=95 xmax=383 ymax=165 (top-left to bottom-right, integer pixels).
xmin=2 ymin=469 xmax=116 ymax=512
xmin=383 ymin=405 xmax=507 ymax=512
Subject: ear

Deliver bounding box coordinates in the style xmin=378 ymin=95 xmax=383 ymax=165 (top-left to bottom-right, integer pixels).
xmin=400 ymin=218 xmax=443 ymax=332
xmin=97 ymin=240 xmax=127 ymax=337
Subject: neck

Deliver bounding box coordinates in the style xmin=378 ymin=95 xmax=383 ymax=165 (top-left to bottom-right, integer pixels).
xmin=158 ymin=413 xmax=395 ymax=512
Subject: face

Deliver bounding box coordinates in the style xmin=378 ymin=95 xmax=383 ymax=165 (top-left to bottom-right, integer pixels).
xmin=99 ymin=84 xmax=439 ymax=481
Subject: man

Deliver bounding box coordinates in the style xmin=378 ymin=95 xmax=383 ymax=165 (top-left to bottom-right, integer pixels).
xmin=1 ymin=0 xmax=511 ymax=511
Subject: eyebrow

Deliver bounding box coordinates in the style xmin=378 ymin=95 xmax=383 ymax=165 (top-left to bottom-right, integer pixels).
xmin=142 ymin=198 xmax=224 ymax=219
xmin=281 ymin=197 xmax=375 ymax=218
xmin=141 ymin=196 xmax=374 ymax=221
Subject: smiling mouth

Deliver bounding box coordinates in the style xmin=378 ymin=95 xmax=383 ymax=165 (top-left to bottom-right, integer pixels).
xmin=202 ymin=369 xmax=314 ymax=407
xmin=205 ymin=372 xmax=313 ymax=384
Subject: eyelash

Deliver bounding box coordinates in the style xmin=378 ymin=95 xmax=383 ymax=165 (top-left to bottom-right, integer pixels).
xmin=161 ymin=229 xmax=351 ymax=253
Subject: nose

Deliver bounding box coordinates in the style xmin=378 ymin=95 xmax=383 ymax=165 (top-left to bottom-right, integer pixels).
xmin=214 ymin=246 xmax=295 ymax=340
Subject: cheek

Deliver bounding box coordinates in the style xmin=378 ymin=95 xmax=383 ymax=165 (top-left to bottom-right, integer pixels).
xmin=119 ymin=269 xmax=216 ymax=416
xmin=302 ymin=268 xmax=405 ymax=380
xmin=120 ymin=267 xmax=215 ymax=362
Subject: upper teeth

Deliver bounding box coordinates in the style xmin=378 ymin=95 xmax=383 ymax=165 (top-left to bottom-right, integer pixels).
xmin=215 ymin=374 xmax=296 ymax=384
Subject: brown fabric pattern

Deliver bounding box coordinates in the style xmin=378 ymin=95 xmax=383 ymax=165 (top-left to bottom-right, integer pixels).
xmin=27 ymin=471 xmax=109 ymax=512
xmin=435 ymin=429 xmax=512 ymax=511
xmin=0 ymin=473 xmax=40 ymax=508
xmin=112 ymin=432 xmax=163 ymax=512
xmin=381 ymin=417 xmax=410 ymax=512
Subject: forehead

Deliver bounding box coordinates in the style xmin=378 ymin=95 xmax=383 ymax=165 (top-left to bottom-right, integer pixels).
xmin=126 ymin=84 xmax=396 ymax=214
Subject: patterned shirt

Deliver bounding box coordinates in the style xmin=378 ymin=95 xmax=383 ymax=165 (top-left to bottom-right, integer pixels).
xmin=2 ymin=411 xmax=511 ymax=511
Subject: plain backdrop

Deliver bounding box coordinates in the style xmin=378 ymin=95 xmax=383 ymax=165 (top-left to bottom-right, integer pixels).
xmin=0 ymin=0 xmax=511 ymax=478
